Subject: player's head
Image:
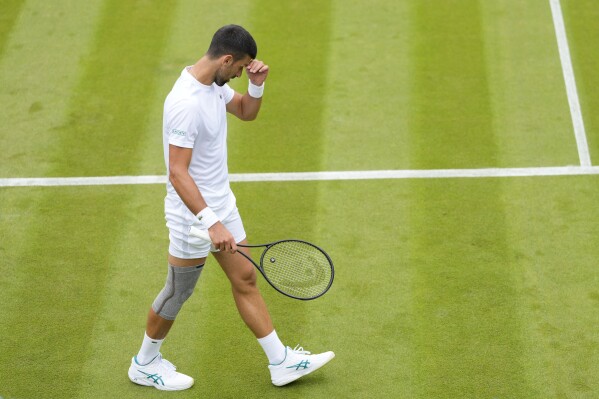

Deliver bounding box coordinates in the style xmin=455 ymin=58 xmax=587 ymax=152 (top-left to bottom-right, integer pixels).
xmin=207 ymin=25 xmax=257 ymax=86
xmin=207 ymin=24 xmax=257 ymax=61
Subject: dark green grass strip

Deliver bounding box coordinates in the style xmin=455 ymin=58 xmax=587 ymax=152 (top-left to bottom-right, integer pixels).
xmin=0 ymin=0 xmax=25 ymax=57
xmin=408 ymin=0 xmax=497 ymax=169
xmin=309 ymin=181 xmax=416 ymax=398
xmin=407 ymin=179 xmax=531 ymax=398
xmin=228 ymin=0 xmax=333 ymax=173
xmin=408 ymin=2 xmax=529 ymax=396
xmin=503 ymin=176 xmax=599 ymax=397
xmin=48 ymin=0 xmax=176 ymax=177
xmin=561 ymin=0 xmax=599 ymax=163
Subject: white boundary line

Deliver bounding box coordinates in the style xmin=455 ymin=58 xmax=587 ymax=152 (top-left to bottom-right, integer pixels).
xmin=2 ymin=166 xmax=599 ymax=187
xmin=550 ymin=0 xmax=591 ymax=167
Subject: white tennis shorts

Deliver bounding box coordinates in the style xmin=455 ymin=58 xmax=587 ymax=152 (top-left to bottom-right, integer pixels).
xmin=165 ymin=197 xmax=246 ymax=259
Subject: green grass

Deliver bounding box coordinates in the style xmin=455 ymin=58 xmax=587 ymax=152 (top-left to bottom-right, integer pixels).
xmin=1 ymin=0 xmax=599 ymax=398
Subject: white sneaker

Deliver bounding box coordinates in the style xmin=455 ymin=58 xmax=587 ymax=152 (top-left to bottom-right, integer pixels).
xmin=128 ymin=353 xmax=194 ymax=391
xmin=269 ymin=345 xmax=335 ymax=386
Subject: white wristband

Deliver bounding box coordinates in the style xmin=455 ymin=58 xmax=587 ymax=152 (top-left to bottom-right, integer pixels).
xmin=248 ymin=81 xmax=264 ymax=98
xmin=196 ymin=207 xmax=219 ymax=229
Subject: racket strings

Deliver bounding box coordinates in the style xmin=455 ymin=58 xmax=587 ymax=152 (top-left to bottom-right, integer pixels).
xmin=261 ymin=241 xmax=333 ymax=299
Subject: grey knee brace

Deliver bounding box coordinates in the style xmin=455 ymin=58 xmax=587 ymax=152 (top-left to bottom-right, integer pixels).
xmin=152 ymin=263 xmax=204 ymax=320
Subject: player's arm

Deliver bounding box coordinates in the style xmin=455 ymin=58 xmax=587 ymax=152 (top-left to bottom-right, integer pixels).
xmin=168 ymin=144 xmax=237 ymax=253
xmin=226 ymin=59 xmax=269 ymax=121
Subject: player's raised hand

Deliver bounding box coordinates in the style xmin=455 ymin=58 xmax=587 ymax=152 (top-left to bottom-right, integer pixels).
xmin=246 ymin=59 xmax=269 ymax=86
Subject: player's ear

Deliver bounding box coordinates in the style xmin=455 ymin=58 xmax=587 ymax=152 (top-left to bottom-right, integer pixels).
xmin=221 ymin=54 xmax=234 ymax=66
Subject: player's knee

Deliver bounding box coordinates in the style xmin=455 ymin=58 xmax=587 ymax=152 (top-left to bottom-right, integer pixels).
xmin=177 ymin=286 xmax=195 ymax=304
xmin=152 ymin=264 xmax=204 ymax=320
xmin=231 ymin=265 xmax=258 ymax=293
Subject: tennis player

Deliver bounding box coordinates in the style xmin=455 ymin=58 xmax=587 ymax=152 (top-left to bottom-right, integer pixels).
xmin=127 ymin=25 xmax=334 ymax=391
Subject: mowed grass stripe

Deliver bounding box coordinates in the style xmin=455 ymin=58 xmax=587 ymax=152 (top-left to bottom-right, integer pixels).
xmin=503 ymin=176 xmax=599 ymax=397
xmin=0 ymin=0 xmax=105 ymax=178
xmin=408 ymin=0 xmax=497 ymax=169
xmin=312 ymin=180 xmax=417 ymax=398
xmin=47 ymin=1 xmax=176 ymax=177
xmin=562 ymin=0 xmax=599 ymax=162
xmin=0 ymin=0 xmax=25 ymax=57
xmin=0 ymin=3 xmax=177 ymax=397
xmin=408 ymin=2 xmax=529 ymax=397
xmin=317 ymin=2 xmax=415 ymax=393
xmin=408 ymin=179 xmax=531 ymax=398
xmin=320 ymin=1 xmax=412 ymax=171
xmin=228 ymin=0 xmax=333 ymax=174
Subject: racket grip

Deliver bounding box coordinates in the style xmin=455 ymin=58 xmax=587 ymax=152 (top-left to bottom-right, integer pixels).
xmin=189 ymin=226 xmax=212 ymax=242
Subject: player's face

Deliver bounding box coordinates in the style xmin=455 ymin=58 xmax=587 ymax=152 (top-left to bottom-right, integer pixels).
xmin=215 ymin=55 xmax=252 ymax=86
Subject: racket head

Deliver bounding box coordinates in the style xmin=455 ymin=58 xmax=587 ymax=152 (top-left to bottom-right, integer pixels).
xmin=257 ymin=240 xmax=334 ymax=300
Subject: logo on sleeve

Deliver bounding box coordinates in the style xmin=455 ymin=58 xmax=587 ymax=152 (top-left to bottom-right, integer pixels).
xmin=171 ymin=128 xmax=186 ymax=137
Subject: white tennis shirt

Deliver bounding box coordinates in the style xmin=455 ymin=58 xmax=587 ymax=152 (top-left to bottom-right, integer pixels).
xmin=163 ymin=67 xmax=237 ymax=220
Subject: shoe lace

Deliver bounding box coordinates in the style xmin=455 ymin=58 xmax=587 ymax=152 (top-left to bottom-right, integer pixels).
xmin=291 ymin=345 xmax=311 ymax=355
xmin=156 ymin=353 xmax=177 ymax=372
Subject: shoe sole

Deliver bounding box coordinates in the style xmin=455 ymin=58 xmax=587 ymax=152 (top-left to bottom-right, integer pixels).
xmin=128 ymin=369 xmax=194 ymax=391
xmin=272 ymin=352 xmax=335 ymax=387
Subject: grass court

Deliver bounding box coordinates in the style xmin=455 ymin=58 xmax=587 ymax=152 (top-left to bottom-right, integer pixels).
xmin=1 ymin=0 xmax=598 ymax=398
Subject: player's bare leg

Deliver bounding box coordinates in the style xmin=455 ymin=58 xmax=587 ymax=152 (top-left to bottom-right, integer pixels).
xmin=214 ymin=241 xmax=335 ymax=385
xmin=213 ymin=241 xmax=274 ymax=338
xmin=145 ymin=309 xmax=174 ymax=340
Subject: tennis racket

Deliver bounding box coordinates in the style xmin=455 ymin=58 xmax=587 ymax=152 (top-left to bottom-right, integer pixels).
xmin=189 ymin=226 xmax=334 ymax=300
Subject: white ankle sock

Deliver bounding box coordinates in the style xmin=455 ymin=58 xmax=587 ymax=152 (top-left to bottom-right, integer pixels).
xmin=136 ymin=332 xmax=164 ymax=365
xmin=257 ymin=330 xmax=286 ymax=365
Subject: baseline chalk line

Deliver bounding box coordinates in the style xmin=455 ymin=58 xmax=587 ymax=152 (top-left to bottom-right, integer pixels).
xmin=2 ymin=166 xmax=599 ymax=187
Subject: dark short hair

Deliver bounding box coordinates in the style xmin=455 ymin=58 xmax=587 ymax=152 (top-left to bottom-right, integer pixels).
xmin=206 ymin=25 xmax=257 ymax=60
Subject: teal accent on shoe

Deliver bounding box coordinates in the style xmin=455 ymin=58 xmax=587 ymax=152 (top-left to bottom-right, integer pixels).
xmin=286 ymin=359 xmax=310 ymax=370
xmin=137 ymin=370 xmax=165 ymax=386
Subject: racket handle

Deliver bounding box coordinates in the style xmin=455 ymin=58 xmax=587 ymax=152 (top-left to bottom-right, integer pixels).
xmin=189 ymin=226 xmax=212 ymax=242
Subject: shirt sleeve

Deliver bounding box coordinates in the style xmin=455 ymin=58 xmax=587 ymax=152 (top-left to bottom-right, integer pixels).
xmin=166 ymin=99 xmax=200 ymax=149
xmin=222 ymin=83 xmax=235 ymax=104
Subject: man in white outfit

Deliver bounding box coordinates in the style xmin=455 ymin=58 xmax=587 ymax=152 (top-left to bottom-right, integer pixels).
xmin=127 ymin=24 xmax=334 ymax=391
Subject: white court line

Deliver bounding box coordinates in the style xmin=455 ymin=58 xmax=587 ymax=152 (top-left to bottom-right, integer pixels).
xmin=2 ymin=166 xmax=599 ymax=187
xmin=550 ymin=0 xmax=591 ymax=167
